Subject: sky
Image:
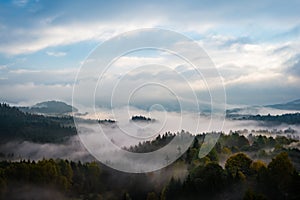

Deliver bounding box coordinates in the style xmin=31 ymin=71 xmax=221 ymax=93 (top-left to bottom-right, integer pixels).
xmin=0 ymin=0 xmax=300 ymax=108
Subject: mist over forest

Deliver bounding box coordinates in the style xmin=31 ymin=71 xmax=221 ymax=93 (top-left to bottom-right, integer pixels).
xmin=1 ymin=0 xmax=300 ymax=199
xmin=0 ymin=102 xmax=300 ymax=199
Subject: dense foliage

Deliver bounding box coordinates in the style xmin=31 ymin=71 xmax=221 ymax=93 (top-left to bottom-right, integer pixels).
xmin=131 ymin=115 xmax=153 ymax=122
xmin=0 ymin=103 xmax=76 ymax=143
xmin=1 ymin=103 xmax=300 ymax=199
xmin=0 ymin=151 xmax=299 ymax=200
xmin=0 ymin=130 xmax=299 ymax=199
xmin=228 ymin=112 xmax=300 ymax=125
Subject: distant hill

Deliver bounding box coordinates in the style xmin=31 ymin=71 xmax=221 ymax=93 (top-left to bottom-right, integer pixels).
xmin=266 ymin=99 xmax=300 ymax=110
xmin=227 ymin=99 xmax=300 ymax=116
xmin=0 ymin=103 xmax=76 ymax=143
xmin=230 ymin=112 xmax=300 ymax=125
xmin=19 ymin=100 xmax=78 ymax=115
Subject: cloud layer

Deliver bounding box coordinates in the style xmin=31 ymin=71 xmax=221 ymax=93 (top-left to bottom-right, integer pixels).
xmin=0 ymin=0 xmax=299 ymax=106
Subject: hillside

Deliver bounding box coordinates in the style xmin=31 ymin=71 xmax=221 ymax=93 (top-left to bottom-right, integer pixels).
xmin=267 ymin=99 xmax=300 ymax=110
xmin=226 ymin=99 xmax=300 ymax=117
xmin=0 ymin=103 xmax=76 ymax=143
xmin=19 ymin=100 xmax=78 ymax=115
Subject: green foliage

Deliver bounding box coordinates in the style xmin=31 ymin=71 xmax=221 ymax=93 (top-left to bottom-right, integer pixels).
xmin=0 ymin=117 xmax=299 ymax=200
xmin=191 ymin=162 xmax=227 ymax=193
xmin=0 ymin=151 xmax=299 ymax=199
xmin=230 ymin=112 xmax=300 ymax=125
xmin=268 ymin=152 xmax=294 ymax=183
xmin=243 ymin=189 xmax=267 ymax=200
xmin=222 ymin=146 xmax=232 ymax=154
xmin=146 ymin=192 xmax=158 ymax=200
xmin=0 ymin=159 xmax=105 ymax=198
xmin=267 ymin=152 xmax=298 ymax=197
xmin=207 ymin=147 xmax=219 ymax=162
xmin=220 ymin=132 xmax=250 ymax=150
xmin=0 ymin=103 xmax=76 ymax=143
xmin=225 ymin=153 xmax=253 ymax=179
xmin=185 ymin=148 xmax=198 ymax=164
xmin=126 ymin=132 xmax=176 ymax=153
xmin=250 ymin=160 xmax=267 ymax=179
xmin=57 ymin=159 xmax=73 ymax=183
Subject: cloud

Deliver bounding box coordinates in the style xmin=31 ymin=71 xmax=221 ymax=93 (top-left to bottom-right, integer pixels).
xmin=0 ymin=82 xmax=73 ymax=105
xmin=46 ymin=51 xmax=67 ymax=57
xmin=203 ymin=37 xmax=296 ymax=71
xmin=1 ymin=0 xmax=299 ymax=55
xmin=2 ymin=38 xmax=299 ymax=107
xmin=0 ymin=65 xmax=7 ymax=70
xmin=0 ymin=68 xmax=77 ymax=85
xmin=199 ymin=36 xmax=300 ymax=104
xmin=290 ymin=60 xmax=300 ymax=76
xmin=285 ymin=54 xmax=300 ymax=78
xmin=12 ymin=0 xmax=28 ymax=7
xmin=0 ymin=22 xmax=162 ymax=55
xmin=0 ymin=0 xmax=300 ymax=106
xmin=225 ymin=78 xmax=300 ymax=105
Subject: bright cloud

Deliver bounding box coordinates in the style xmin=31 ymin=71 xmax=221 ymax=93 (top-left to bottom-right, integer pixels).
xmin=0 ymin=0 xmax=299 ymax=106
xmin=46 ymin=51 xmax=67 ymax=57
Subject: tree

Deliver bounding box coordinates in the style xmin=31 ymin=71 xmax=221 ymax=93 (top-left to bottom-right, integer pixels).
xmin=225 ymin=153 xmax=252 ymax=179
xmin=185 ymin=148 xmax=198 ymax=164
xmin=0 ymin=177 xmax=6 ymax=197
xmin=250 ymin=160 xmax=266 ymax=173
xmin=146 ymin=192 xmax=158 ymax=200
xmin=243 ymin=189 xmax=267 ymax=200
xmin=190 ymin=162 xmax=227 ymax=194
xmin=58 ymin=159 xmax=73 ymax=183
xmin=207 ymin=147 xmax=219 ymax=162
xmin=250 ymin=160 xmax=267 ymax=182
xmin=38 ymin=159 xmax=59 ymax=184
xmin=192 ymin=137 xmax=200 ymax=149
xmin=162 ymin=177 xmax=182 ymax=200
xmin=222 ymin=147 xmax=232 ymax=155
xmin=267 ymin=152 xmax=297 ymax=196
xmin=123 ymin=192 xmax=132 ymax=200
xmin=85 ymin=162 xmax=102 ymax=193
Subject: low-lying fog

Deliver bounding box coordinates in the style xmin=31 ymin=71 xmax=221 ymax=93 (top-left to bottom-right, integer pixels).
xmin=1 ymin=107 xmax=299 ymax=167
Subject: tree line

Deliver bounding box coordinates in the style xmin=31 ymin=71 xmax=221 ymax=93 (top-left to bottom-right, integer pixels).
xmin=0 ymin=152 xmax=299 ymax=200
xmin=0 ymin=130 xmax=299 ymax=199
xmin=0 ymin=103 xmax=76 ymax=143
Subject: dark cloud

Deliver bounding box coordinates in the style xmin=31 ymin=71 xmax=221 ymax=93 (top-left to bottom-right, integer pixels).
xmin=286 ymin=55 xmax=300 ymax=77
xmin=225 ymin=81 xmax=300 ymax=105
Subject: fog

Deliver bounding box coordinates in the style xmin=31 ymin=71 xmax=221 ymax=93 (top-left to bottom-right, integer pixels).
xmin=0 ymin=136 xmax=93 ymax=162
xmin=1 ymin=107 xmax=299 ymax=167
xmin=4 ymin=185 xmax=68 ymax=200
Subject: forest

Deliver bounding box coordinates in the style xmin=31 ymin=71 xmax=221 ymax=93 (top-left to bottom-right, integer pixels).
xmin=0 ymin=103 xmax=76 ymax=143
xmin=0 ymin=103 xmax=300 ymax=199
xmin=0 ymin=131 xmax=299 ymax=199
xmin=227 ymin=112 xmax=300 ymax=125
